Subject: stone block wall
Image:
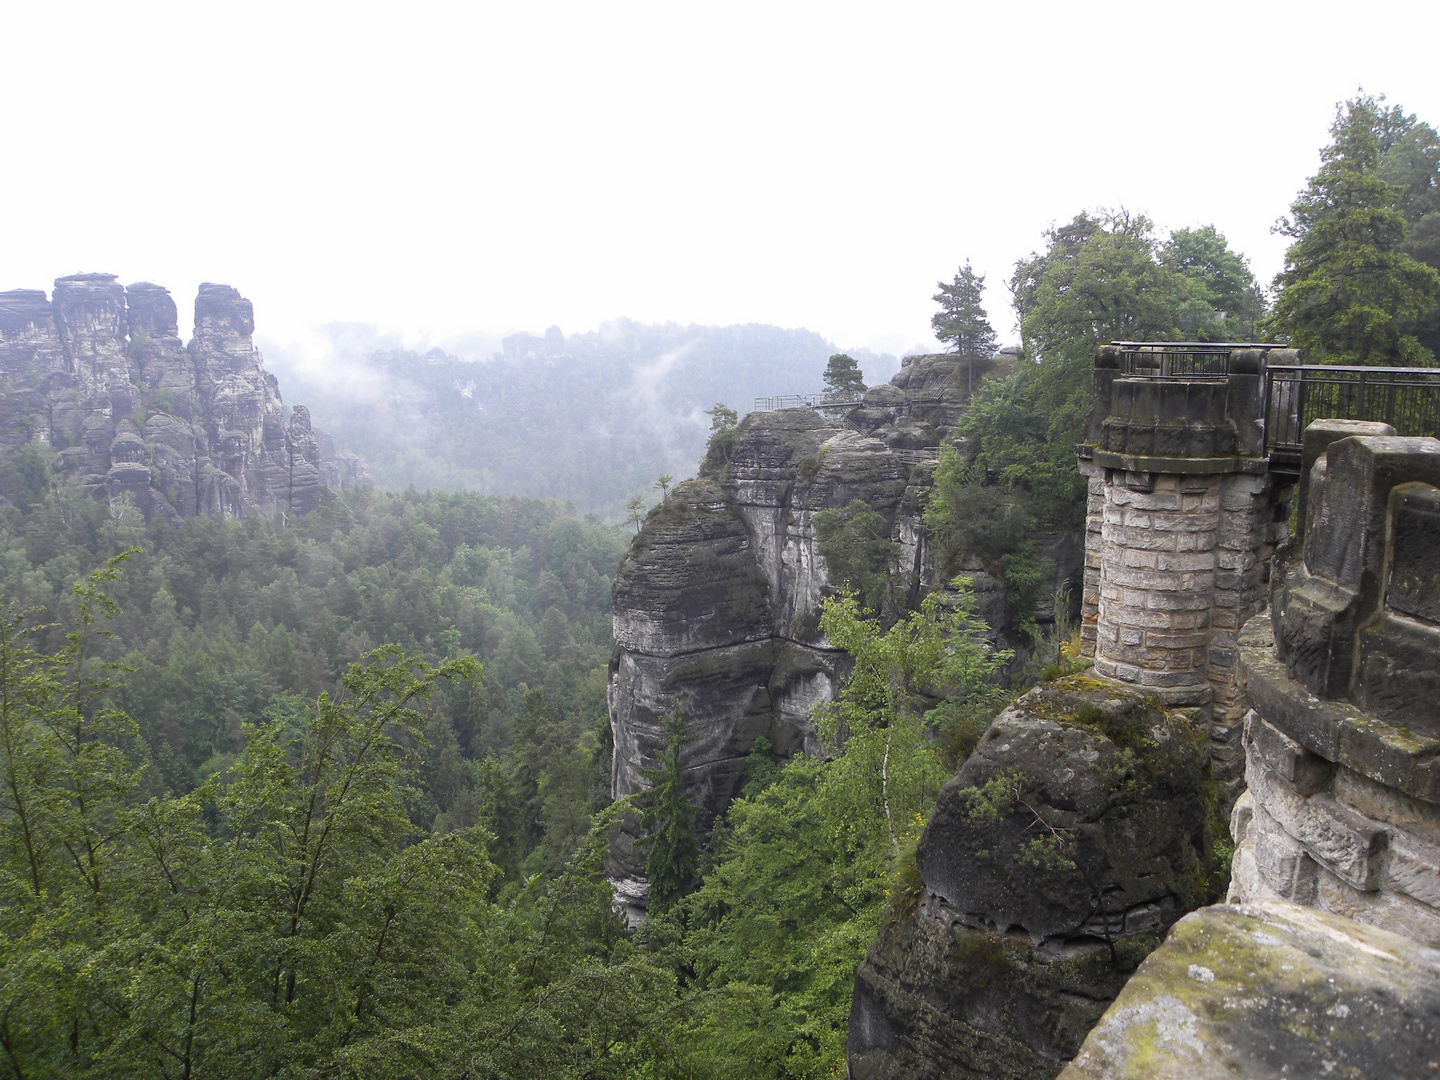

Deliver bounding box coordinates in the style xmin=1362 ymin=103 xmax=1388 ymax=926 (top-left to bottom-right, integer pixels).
xmin=1078 ymin=354 xmax=1292 ymax=792
xmin=1230 ymin=433 xmax=1440 ymax=946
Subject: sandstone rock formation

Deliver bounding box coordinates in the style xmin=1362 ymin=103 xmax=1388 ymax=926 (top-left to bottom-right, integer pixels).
xmin=1230 ymin=428 xmax=1440 ymax=945
xmin=1056 ymin=899 xmax=1440 ymax=1080
xmin=0 ymin=275 xmax=362 ymax=521
xmin=847 ymin=677 xmax=1222 ymax=1080
xmin=606 ymin=352 xmax=1079 ymax=915
xmin=851 ymin=343 xmax=1440 ymax=1079
xmin=1059 ymin=421 xmax=1440 ymax=1079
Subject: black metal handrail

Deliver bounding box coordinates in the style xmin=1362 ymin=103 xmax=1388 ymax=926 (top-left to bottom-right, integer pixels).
xmin=1263 ymin=364 xmax=1440 ymax=457
xmin=1109 ymin=342 xmax=1291 ymax=379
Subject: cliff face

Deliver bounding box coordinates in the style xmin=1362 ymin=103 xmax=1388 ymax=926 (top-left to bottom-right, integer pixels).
xmin=607 ymin=352 xmax=1076 ymax=914
xmin=0 ymin=275 xmax=362 ymax=521
xmin=848 ymin=677 xmax=1221 ymax=1080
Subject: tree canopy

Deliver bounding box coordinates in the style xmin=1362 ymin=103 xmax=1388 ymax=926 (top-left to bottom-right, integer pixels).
xmin=1162 ymin=225 xmax=1265 ymax=340
xmin=1267 ymin=94 xmax=1440 ymax=365
xmin=822 ymin=353 xmax=866 ymax=398
xmin=931 ymin=262 xmax=997 ymax=359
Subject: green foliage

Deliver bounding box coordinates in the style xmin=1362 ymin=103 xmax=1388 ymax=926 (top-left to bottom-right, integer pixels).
xmin=822 ymin=353 xmax=866 ymax=398
xmin=0 ymin=440 xmax=60 ymax=513
xmin=816 ymin=581 xmax=1010 ymax=755
xmin=0 ymin=480 xmax=625 ymax=884
xmin=1161 ymin=225 xmax=1265 ymax=340
xmin=673 ymin=584 xmax=1004 ymax=1076
xmin=641 ymin=709 xmax=700 ymax=912
xmin=0 ymin=566 xmax=697 ymax=1078
xmin=1268 ymin=94 xmax=1440 ymax=365
xmin=813 ymin=498 xmax=902 ymax=618
xmin=924 ymin=444 xmax=1047 ymax=636
xmin=741 ymin=735 xmax=781 ymax=798
xmin=953 ymin=212 xmax=1191 ymax=534
xmin=926 ymin=211 xmax=1255 ymax=630
xmin=706 ymin=401 xmax=739 ymax=434
xmin=931 ymin=261 xmax=997 ymax=359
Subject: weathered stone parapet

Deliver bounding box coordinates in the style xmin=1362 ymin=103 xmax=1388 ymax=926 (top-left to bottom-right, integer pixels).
xmin=1232 ymin=612 xmax=1440 ymax=946
xmin=1229 ymin=431 xmax=1440 ymax=947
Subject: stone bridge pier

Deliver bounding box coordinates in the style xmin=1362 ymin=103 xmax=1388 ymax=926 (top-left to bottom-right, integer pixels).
xmin=1077 ymin=346 xmax=1296 ymax=794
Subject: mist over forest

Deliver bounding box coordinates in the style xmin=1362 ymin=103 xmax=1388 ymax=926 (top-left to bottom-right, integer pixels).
xmin=2 ymin=0 xmax=1440 ymax=1059
xmin=263 ymin=320 xmax=905 ymax=518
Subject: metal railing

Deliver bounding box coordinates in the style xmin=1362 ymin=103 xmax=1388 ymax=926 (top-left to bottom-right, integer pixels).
xmin=894 ymin=447 xmax=940 ymax=467
xmin=1263 ymin=365 xmax=1440 ymax=457
xmin=752 ymin=392 xmax=864 ymax=412
xmin=1110 ymin=342 xmax=1289 ymax=378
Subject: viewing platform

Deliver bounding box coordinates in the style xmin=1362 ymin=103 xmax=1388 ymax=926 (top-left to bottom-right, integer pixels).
xmin=1099 ymin=342 xmax=1440 ymax=469
xmin=752 ymin=391 xmax=864 ymax=414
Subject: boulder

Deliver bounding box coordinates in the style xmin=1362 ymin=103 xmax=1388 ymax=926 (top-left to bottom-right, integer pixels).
xmin=1058 ymin=900 xmax=1440 ymax=1080
xmin=849 ymin=676 xmax=1224 ymax=1080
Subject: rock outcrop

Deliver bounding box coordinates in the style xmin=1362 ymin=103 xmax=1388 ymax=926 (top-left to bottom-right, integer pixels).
xmin=606 ymin=352 xmax=1077 ymax=915
xmin=1059 ymin=423 xmax=1440 ymax=1079
xmin=1057 ymin=899 xmax=1440 ymax=1080
xmin=0 ymin=275 xmax=362 ymax=521
xmin=848 ymin=677 xmax=1222 ymax=1079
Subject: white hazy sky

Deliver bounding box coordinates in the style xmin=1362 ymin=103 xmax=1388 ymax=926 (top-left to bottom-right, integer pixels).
xmin=2 ymin=0 xmax=1438 ymax=358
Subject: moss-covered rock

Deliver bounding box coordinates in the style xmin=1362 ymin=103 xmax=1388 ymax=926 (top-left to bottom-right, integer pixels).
xmin=849 ymin=676 xmax=1224 ymax=1079
xmin=1059 ymin=899 xmax=1440 ymax=1079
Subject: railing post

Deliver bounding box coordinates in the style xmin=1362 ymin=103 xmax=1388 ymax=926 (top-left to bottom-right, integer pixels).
xmin=1297 ymin=369 xmax=1308 ymax=444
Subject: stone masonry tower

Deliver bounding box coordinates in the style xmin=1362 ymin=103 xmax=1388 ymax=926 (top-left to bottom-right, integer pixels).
xmin=1077 ymin=345 xmax=1297 ymax=794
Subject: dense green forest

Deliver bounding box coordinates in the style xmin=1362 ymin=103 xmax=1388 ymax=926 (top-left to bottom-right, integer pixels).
xmin=268 ymin=321 xmax=897 ymax=520
xmin=2 ymin=93 xmax=1439 ymax=1079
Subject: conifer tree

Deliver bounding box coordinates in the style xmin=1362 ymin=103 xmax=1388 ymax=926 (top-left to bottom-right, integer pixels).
xmin=932 ymin=261 xmax=998 ymax=360
xmin=641 ymin=707 xmax=699 ymax=912
xmin=1268 ymin=95 xmax=1440 ymax=365
xmin=822 ymin=353 xmax=866 ymax=398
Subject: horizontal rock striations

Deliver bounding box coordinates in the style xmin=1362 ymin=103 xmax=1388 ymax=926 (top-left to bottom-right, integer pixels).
xmin=848 ymin=677 xmax=1223 ymax=1080
xmin=0 ymin=275 xmax=362 ymax=521
xmin=607 ymin=353 xmax=1041 ymax=916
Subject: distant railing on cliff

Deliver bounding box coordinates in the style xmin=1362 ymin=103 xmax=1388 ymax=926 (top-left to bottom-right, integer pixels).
xmin=894 ymin=447 xmax=940 ymax=467
xmin=752 ymin=392 xmax=865 ymax=412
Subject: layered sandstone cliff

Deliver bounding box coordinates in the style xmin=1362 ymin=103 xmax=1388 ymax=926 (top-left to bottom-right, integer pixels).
xmin=0 ymin=275 xmax=363 ymax=521
xmin=605 ymin=352 xmax=1081 ymax=914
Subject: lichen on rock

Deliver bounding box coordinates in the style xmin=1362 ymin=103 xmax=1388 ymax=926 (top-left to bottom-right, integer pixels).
xmin=1058 ymin=899 xmax=1440 ymax=1080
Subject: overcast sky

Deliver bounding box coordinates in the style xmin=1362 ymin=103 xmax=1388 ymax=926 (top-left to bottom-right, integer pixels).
xmin=3 ymin=0 xmax=1438 ymax=359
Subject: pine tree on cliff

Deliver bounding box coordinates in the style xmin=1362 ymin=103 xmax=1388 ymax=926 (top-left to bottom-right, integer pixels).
xmin=642 ymin=708 xmax=700 ymax=911
xmin=1268 ymin=94 xmax=1440 ymax=365
xmin=822 ymin=353 xmax=866 ymax=399
xmin=932 ymin=261 xmax=998 ymax=361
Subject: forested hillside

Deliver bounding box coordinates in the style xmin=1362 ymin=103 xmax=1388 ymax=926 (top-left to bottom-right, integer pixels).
xmin=2 ymin=92 xmax=1439 ymax=1080
xmin=266 ymin=320 xmax=899 ymax=519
